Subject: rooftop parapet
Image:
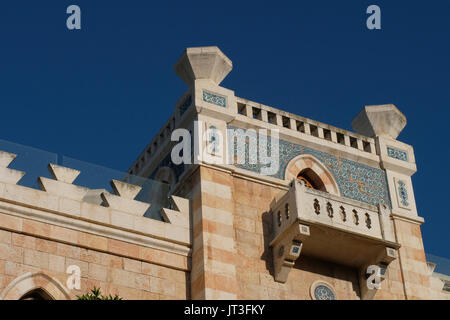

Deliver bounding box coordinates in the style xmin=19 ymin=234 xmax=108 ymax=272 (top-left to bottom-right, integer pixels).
xmin=234 ymin=96 xmax=377 ymax=155
xmin=130 ymin=46 xmax=416 ymax=180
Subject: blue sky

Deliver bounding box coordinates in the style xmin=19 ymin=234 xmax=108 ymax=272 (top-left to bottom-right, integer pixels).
xmin=0 ymin=1 xmax=449 ymax=259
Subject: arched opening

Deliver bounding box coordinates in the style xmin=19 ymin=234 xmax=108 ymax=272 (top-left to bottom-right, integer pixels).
xmin=285 ymin=154 xmax=340 ymax=196
xmin=0 ymin=272 xmax=72 ymax=300
xmin=20 ymin=288 xmax=53 ymax=300
xmin=297 ymin=168 xmax=326 ymax=192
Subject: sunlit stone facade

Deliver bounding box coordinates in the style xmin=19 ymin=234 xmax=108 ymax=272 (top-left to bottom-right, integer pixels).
xmin=0 ymin=46 xmax=448 ymax=300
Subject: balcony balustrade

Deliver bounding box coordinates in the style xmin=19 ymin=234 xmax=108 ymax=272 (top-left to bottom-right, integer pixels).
xmin=269 ymin=179 xmax=399 ymax=283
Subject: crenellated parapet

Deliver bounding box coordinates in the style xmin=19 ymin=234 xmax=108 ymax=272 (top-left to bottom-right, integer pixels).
xmin=0 ymin=151 xmax=192 ymax=261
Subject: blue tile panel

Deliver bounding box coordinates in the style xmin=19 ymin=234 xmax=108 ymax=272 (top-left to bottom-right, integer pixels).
xmin=203 ymin=91 xmax=226 ymax=108
xmin=314 ymin=285 xmax=336 ymax=300
xmin=387 ymin=147 xmax=408 ymax=162
xmin=397 ymin=180 xmax=409 ymax=207
xmin=228 ymin=126 xmax=391 ymax=208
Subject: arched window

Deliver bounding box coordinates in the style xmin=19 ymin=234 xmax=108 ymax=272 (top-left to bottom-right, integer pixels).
xmin=20 ymin=288 xmax=53 ymax=300
xmin=297 ymin=168 xmax=327 ymax=192
xmin=285 ymin=154 xmax=340 ymax=196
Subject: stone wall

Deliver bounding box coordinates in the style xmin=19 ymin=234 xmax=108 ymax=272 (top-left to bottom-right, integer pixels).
xmin=0 ymin=151 xmax=448 ymax=300
xmin=190 ymin=166 xmax=368 ymax=299
xmin=190 ymin=166 xmax=238 ymax=299
xmin=232 ymin=172 xmax=362 ymax=299
xmin=0 ymin=224 xmax=188 ymax=300
xmin=393 ymin=218 xmax=445 ymax=300
xmin=193 ymin=165 xmax=447 ymax=300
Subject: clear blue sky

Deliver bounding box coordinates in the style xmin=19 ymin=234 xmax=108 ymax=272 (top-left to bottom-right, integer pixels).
xmin=0 ymin=1 xmax=449 ymax=259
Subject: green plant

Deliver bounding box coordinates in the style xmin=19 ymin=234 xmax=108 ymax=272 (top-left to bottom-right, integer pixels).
xmin=77 ymin=287 xmax=122 ymax=300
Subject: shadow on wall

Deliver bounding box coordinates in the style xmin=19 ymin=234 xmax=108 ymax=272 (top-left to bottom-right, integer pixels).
xmin=260 ymin=211 xmax=361 ymax=299
xmin=261 ymin=210 xmax=275 ymax=275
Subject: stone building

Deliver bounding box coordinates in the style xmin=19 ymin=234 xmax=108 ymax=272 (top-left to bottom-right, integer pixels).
xmin=0 ymin=46 xmax=448 ymax=300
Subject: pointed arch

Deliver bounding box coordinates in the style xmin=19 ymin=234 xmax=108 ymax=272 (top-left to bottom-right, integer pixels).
xmin=0 ymin=272 xmax=73 ymax=300
xmin=285 ymin=154 xmax=340 ymax=196
xmin=20 ymin=288 xmax=53 ymax=300
xmin=296 ymin=168 xmax=327 ymax=191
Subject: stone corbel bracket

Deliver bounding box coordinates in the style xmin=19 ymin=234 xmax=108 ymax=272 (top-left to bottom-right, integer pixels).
xmin=378 ymin=247 xmax=398 ymax=265
xmin=359 ymin=246 xmax=398 ymax=299
xmin=269 ymin=180 xmax=310 ymax=283
xmin=364 ymin=206 xmax=398 ymax=293
xmin=270 ymin=222 xmax=310 ymax=283
xmin=0 ymin=151 xmax=26 ymax=185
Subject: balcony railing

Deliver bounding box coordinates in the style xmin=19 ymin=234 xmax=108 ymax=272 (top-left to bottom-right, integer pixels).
xmin=269 ymin=179 xmax=399 ymax=283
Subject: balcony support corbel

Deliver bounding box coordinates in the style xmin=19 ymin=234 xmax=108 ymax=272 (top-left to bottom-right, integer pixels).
xmin=271 ymin=223 xmax=310 ymax=283
xmin=359 ymin=246 xmax=398 ymax=300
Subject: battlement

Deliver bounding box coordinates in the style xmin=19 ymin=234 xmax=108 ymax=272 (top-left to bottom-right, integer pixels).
xmin=0 ymin=150 xmax=191 ymax=263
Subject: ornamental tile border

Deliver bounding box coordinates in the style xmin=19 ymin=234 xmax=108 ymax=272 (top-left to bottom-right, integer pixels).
xmin=203 ymin=90 xmax=227 ymax=108
xmin=387 ymin=146 xmax=408 ymax=162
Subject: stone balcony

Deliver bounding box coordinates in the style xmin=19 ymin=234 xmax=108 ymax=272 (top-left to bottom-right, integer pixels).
xmin=269 ymin=179 xmax=400 ymax=283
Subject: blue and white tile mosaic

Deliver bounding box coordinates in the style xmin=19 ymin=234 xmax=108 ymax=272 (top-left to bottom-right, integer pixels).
xmin=397 ymin=180 xmax=409 ymax=207
xmin=203 ymin=91 xmax=226 ymax=108
xmin=314 ymin=285 xmax=336 ymax=300
xmin=387 ymin=147 xmax=408 ymax=162
xmin=227 ymin=126 xmax=391 ymax=208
